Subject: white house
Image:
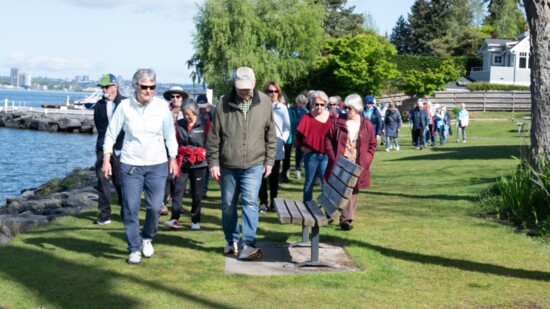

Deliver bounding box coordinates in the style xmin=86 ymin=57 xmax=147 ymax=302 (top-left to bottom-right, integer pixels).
xmin=469 ymin=33 xmax=531 ymax=86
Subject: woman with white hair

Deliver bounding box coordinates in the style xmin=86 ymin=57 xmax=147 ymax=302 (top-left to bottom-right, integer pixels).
xmin=324 ymin=94 xmax=377 ymax=231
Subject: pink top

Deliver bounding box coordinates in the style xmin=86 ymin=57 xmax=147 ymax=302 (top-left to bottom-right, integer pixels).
xmin=295 ymin=113 xmax=332 ymax=154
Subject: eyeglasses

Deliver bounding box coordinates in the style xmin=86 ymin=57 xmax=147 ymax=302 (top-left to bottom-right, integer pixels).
xmin=329 ymin=103 xmax=337 ymax=106
xmin=344 ymin=106 xmax=353 ymax=110
xmin=100 ymin=85 xmax=112 ymax=90
xmin=314 ymin=103 xmax=325 ymax=107
xmin=139 ymin=84 xmax=156 ymax=90
xmin=171 ymin=95 xmax=181 ymax=99
xmin=267 ymin=90 xmax=278 ymax=94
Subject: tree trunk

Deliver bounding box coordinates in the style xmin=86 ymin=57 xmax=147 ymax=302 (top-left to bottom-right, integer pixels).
xmin=524 ymin=0 xmax=550 ymax=170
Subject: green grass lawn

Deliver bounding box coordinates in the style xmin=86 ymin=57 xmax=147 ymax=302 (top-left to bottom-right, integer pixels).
xmin=0 ymin=117 xmax=548 ymax=308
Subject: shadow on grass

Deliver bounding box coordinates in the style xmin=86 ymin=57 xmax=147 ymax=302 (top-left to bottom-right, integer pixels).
xmin=391 ymin=145 xmax=524 ymax=161
xmin=0 ymin=242 xmax=239 ymax=308
xmin=368 ymin=190 xmax=477 ymax=202
xmin=326 ymin=234 xmax=550 ymax=282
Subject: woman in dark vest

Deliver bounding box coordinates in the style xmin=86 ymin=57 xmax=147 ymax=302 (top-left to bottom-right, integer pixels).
xmin=164 ymin=99 xmax=210 ymax=230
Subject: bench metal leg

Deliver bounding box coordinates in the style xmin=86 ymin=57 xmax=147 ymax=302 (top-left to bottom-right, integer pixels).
xmin=288 ymin=225 xmax=310 ymax=248
xmin=295 ymin=225 xmax=337 ymax=268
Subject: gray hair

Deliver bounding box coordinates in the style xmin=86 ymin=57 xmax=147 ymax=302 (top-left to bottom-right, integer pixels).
xmin=344 ymin=94 xmax=364 ymax=113
xmin=132 ymin=68 xmax=156 ymax=87
xmin=181 ymin=98 xmax=199 ymax=116
xmin=309 ymin=90 xmax=329 ymax=108
xmin=329 ymin=96 xmax=342 ymax=105
xmin=295 ymin=94 xmax=307 ymax=106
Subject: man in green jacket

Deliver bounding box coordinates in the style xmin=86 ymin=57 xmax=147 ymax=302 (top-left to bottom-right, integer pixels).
xmin=206 ymin=66 xmax=276 ymax=260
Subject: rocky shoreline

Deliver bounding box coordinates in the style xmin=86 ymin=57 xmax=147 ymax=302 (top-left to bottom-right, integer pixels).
xmin=0 ymin=167 xmax=99 ymax=245
xmin=0 ymin=109 xmax=95 ymax=134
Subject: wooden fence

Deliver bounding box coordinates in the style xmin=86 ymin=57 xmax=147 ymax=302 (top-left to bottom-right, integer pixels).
xmin=376 ymin=91 xmax=531 ymax=112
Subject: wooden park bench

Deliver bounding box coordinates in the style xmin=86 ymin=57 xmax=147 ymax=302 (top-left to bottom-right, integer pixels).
xmin=273 ymin=156 xmax=363 ymax=267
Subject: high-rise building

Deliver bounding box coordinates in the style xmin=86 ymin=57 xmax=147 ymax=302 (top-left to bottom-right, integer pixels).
xmin=10 ymin=67 xmax=20 ymax=87
xmin=19 ymin=72 xmax=31 ymax=88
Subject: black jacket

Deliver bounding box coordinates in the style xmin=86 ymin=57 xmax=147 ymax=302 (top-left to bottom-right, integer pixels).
xmin=176 ymin=116 xmax=208 ymax=169
xmin=94 ymin=92 xmax=126 ymax=152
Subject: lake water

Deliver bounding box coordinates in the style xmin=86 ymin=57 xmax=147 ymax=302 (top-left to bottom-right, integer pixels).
xmin=0 ymin=89 xmax=96 ymax=206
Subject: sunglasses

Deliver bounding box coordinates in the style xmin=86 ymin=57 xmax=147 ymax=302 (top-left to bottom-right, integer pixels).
xmin=314 ymin=103 xmax=325 ymax=107
xmin=267 ymin=90 xmax=278 ymax=94
xmin=344 ymin=106 xmax=353 ymax=110
xmin=100 ymin=85 xmax=112 ymax=90
xmin=139 ymin=84 xmax=156 ymax=90
xmin=329 ymin=103 xmax=337 ymax=106
xmin=171 ymin=95 xmax=181 ymax=99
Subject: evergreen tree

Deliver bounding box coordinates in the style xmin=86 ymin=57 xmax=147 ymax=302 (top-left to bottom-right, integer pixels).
xmin=389 ymin=15 xmax=411 ymax=54
xmin=408 ymin=0 xmax=434 ymax=55
xmin=316 ymin=0 xmax=366 ymax=38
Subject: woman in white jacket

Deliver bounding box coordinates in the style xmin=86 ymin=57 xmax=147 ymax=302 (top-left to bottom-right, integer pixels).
xmin=258 ymin=81 xmax=290 ymax=212
xmin=456 ymin=103 xmax=469 ymax=143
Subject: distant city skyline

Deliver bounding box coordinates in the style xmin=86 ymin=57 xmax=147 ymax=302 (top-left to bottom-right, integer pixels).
xmin=1 ymin=0 xmax=414 ymax=84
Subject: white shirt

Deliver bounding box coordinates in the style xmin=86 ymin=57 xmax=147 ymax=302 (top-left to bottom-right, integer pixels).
xmin=103 ymin=95 xmax=177 ymax=166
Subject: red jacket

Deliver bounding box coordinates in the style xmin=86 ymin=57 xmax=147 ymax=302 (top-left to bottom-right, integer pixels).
xmin=324 ymin=116 xmax=377 ymax=189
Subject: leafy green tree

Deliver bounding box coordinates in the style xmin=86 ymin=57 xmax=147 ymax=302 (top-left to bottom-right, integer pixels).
xmin=314 ymin=33 xmax=399 ymax=96
xmin=316 ymin=0 xmax=366 ymax=38
xmin=188 ymin=0 xmax=325 ymax=95
xmin=484 ymin=0 xmax=527 ymax=38
xmin=397 ymin=59 xmax=465 ymax=97
xmin=389 ymin=15 xmax=411 ymax=54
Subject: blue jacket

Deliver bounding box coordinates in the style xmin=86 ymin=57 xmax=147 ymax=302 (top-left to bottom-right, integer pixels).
xmin=362 ymin=107 xmax=382 ymax=136
xmin=410 ymin=108 xmax=429 ymax=130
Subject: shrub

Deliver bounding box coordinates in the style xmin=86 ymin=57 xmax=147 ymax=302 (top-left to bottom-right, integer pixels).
xmin=477 ymin=157 xmax=550 ymax=236
xmin=466 ymin=82 xmax=530 ymax=91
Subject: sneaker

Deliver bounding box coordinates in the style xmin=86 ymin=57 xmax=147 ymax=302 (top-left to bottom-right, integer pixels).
xmin=385 ymin=148 xmax=390 ymax=152
xmin=463 ymin=140 xmax=466 ymax=143
xmin=415 ymin=146 xmax=420 ymax=150
xmin=128 ymin=251 xmax=141 ymax=264
xmin=295 ymin=170 xmax=301 ymax=180
xmin=259 ymin=203 xmax=268 ymax=213
xmin=224 ymin=241 xmax=239 ymax=255
xmin=93 ymin=217 xmax=111 ymax=225
xmin=191 ymin=222 xmax=201 ymax=230
xmin=395 ymin=146 xmax=400 ymax=151
xmin=142 ymin=239 xmax=154 ymax=258
xmin=164 ymin=219 xmax=180 ymax=230
xmin=239 ymin=244 xmax=263 ymax=260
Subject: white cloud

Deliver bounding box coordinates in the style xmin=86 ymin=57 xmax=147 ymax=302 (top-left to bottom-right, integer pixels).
xmin=60 ymin=0 xmax=203 ymax=17
xmin=8 ymin=52 xmax=96 ymax=73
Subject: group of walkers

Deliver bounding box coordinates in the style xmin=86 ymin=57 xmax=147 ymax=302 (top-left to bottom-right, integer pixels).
xmin=92 ymin=65 xmax=470 ymax=265
xmin=409 ymin=99 xmax=470 ymax=149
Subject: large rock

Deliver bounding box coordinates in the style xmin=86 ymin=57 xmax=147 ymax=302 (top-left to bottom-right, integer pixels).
xmin=0 ymin=214 xmax=50 ymax=245
xmin=58 ymin=118 xmax=82 ymax=131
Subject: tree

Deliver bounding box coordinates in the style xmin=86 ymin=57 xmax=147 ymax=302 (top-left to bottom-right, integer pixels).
xmin=314 ymin=33 xmax=399 ymax=96
xmin=485 ymin=0 xmax=527 ymax=38
xmin=390 ymin=15 xmax=411 ymax=54
xmin=523 ymin=0 xmax=550 ymax=169
xmin=316 ymin=0 xmax=366 ymax=38
xmin=188 ymin=0 xmax=325 ymax=95
xmin=407 ymin=0 xmax=433 ymax=55
xmin=397 ymin=59 xmax=465 ymax=97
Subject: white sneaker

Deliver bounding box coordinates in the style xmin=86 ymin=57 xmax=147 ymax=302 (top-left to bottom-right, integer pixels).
xmin=295 ymin=170 xmax=301 ymax=180
xmin=385 ymin=148 xmax=390 ymax=152
xmin=463 ymin=140 xmax=466 ymax=143
xmin=191 ymin=222 xmax=201 ymax=230
xmin=259 ymin=204 xmax=268 ymax=213
xmin=142 ymin=239 xmax=154 ymax=258
xmin=163 ymin=219 xmax=180 ymax=229
xmin=224 ymin=241 xmax=239 ymax=255
xmin=128 ymin=251 xmax=141 ymax=264
xmin=395 ymin=146 xmax=400 ymax=151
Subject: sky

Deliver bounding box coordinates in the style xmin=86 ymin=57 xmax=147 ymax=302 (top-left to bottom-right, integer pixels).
xmin=1 ymin=0 xmax=415 ymax=84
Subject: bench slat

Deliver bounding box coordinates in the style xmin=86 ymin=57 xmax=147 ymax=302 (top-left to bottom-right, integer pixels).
xmin=286 ymin=200 xmax=305 ymax=226
xmin=317 ymin=194 xmax=341 ymax=220
xmin=295 ymin=200 xmax=316 ymax=227
xmin=273 ymin=198 xmax=291 ymax=224
xmin=327 ymin=172 xmax=354 ymax=198
xmin=336 ymin=156 xmax=364 ymax=177
xmin=305 ymin=201 xmax=328 ymax=227
xmin=319 ymin=184 xmax=350 ymax=210
xmin=331 ymin=165 xmax=358 ymax=188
